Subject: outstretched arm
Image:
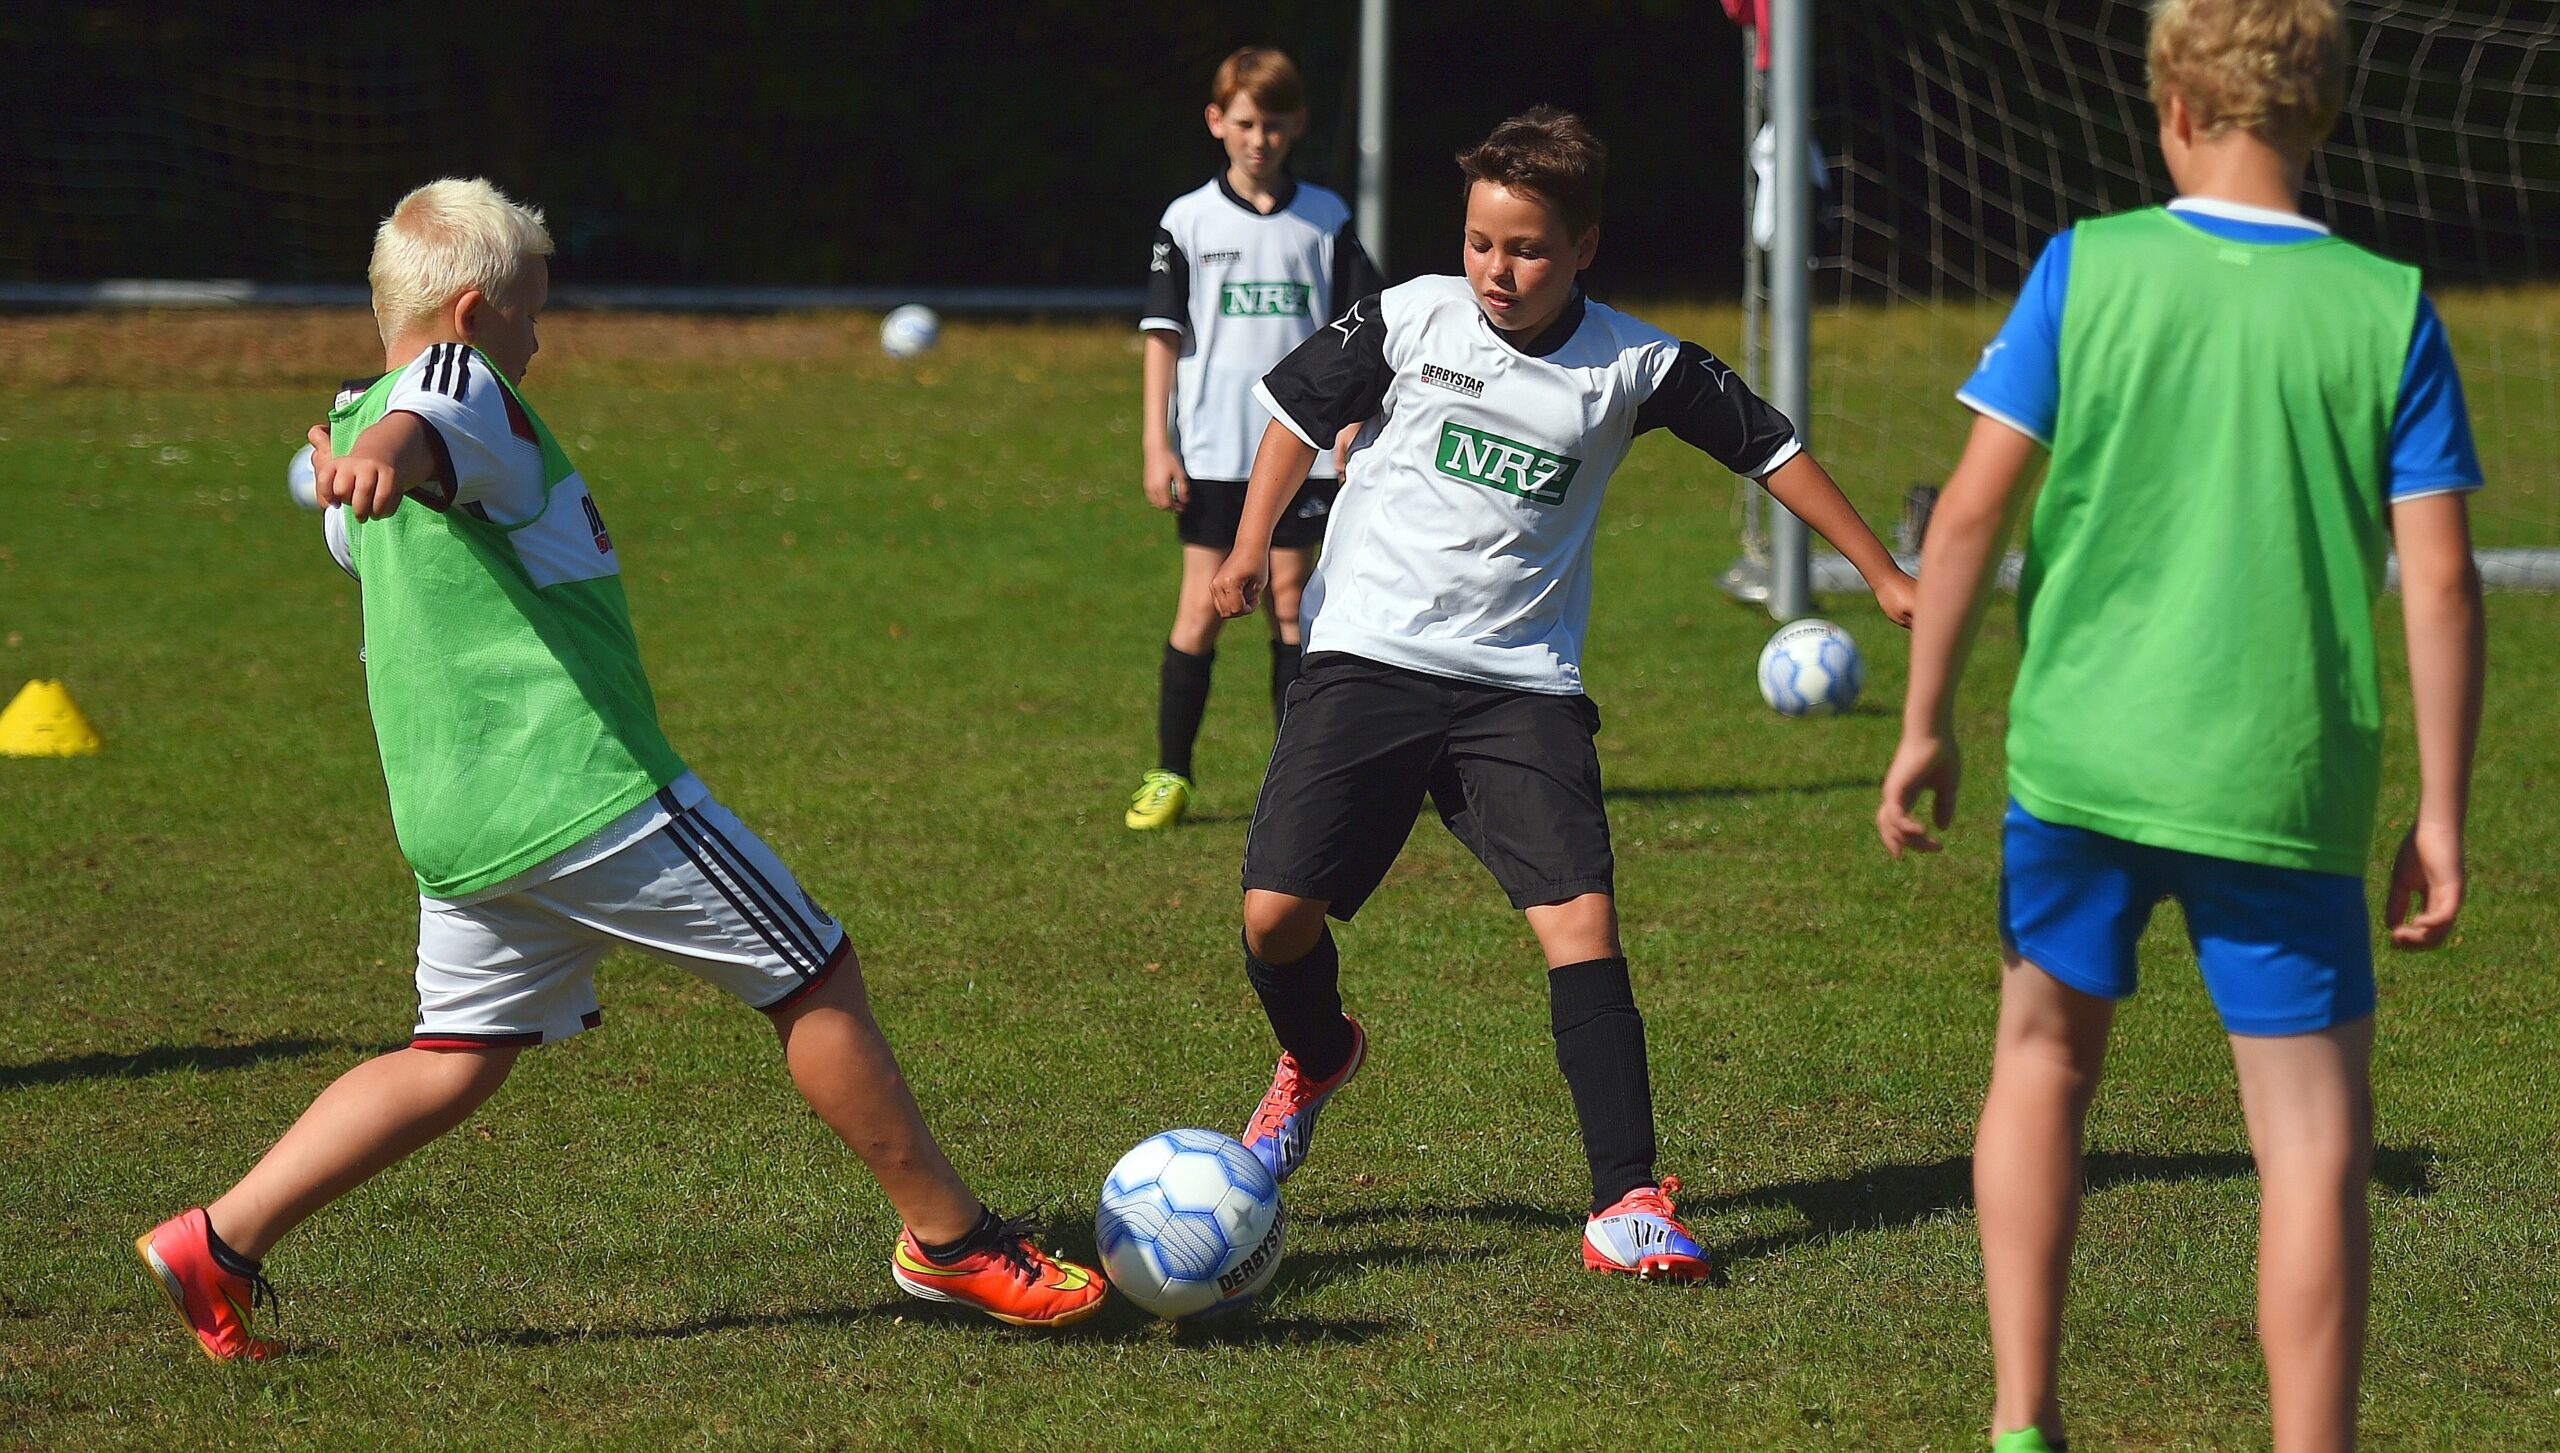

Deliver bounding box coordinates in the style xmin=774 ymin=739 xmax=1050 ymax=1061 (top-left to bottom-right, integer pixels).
xmin=1760 ymin=452 xmax=1918 ymax=626
xmin=1876 ymin=414 xmax=2041 ymax=857
xmin=2385 ymin=492 xmax=2483 ymax=948
xmin=306 ymin=412 xmax=439 ymax=521
xmin=1632 ymin=339 xmax=1916 ymax=624
xmin=1210 ymin=421 xmax=1320 ymax=618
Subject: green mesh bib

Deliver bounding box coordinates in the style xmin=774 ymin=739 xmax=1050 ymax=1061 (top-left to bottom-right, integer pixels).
xmin=2007 ymin=207 xmax=2418 ymax=874
xmin=334 ymin=351 xmax=683 ymax=897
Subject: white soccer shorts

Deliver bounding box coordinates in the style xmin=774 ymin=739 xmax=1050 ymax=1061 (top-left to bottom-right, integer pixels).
xmin=410 ymin=793 xmax=847 ymax=1048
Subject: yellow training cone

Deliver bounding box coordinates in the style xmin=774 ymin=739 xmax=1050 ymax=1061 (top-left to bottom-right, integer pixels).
xmin=0 ymin=680 xmax=102 ymax=757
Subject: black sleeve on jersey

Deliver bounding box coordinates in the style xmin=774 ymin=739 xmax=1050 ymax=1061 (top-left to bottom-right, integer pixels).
xmin=1331 ymin=225 xmax=1385 ymax=312
xmin=1633 ymin=341 xmax=1801 ymax=475
xmin=1144 ymin=226 xmax=1188 ymax=328
xmin=1260 ymin=292 xmax=1393 ymax=442
xmin=394 ymin=412 xmax=460 ymax=513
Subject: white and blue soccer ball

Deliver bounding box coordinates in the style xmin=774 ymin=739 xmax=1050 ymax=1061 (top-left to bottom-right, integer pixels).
xmin=1095 ymin=1128 xmax=1284 ymax=1321
xmin=879 ymin=303 xmax=941 ymax=359
xmin=287 ymin=442 xmax=321 ymax=509
xmin=1757 ymin=618 xmax=1863 ymax=717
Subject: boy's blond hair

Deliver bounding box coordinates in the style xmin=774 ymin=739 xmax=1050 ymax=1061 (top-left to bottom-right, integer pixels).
xmin=2148 ymin=0 xmax=2346 ymax=159
xmin=367 ymin=178 xmax=554 ymax=345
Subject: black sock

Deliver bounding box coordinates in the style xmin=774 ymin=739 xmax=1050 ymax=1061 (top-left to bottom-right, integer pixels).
xmin=1268 ymin=640 xmax=1304 ymax=728
xmin=917 ymin=1205 xmax=1004 ymax=1264
xmin=1243 ymin=928 xmax=1355 ymax=1081
xmin=1549 ymin=956 xmax=1658 ymax=1213
xmin=203 ymin=1217 xmax=262 ymax=1277
xmin=1157 ymin=643 xmax=1215 ymax=779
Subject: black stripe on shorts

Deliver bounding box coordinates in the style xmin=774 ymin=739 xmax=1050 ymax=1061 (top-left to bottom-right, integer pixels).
xmin=688 ymin=810 xmax=833 ymax=964
xmin=661 ymin=812 xmax=817 ymax=977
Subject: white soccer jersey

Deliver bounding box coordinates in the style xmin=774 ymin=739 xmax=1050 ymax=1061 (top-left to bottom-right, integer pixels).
xmin=1143 ymin=175 xmax=1382 ymax=481
xmin=1254 ymin=276 xmax=1803 ymax=694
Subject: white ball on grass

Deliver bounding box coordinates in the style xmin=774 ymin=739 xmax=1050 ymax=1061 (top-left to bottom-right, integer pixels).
xmin=880 ymin=304 xmax=941 ymax=359
xmin=1095 ymin=1128 xmax=1284 ymax=1321
xmin=1757 ymin=618 xmax=1864 ymax=717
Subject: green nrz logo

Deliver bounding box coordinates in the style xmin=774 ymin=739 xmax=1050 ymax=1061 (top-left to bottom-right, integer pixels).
xmin=1435 ymin=422 xmax=1582 ymax=505
xmin=1220 ymin=281 xmax=1312 ymax=317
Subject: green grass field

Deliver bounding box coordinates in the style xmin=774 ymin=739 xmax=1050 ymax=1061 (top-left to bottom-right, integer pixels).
xmin=3 ymin=307 xmax=2555 ymax=1450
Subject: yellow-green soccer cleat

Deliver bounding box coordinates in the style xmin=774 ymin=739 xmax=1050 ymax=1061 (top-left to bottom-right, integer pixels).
xmin=1124 ymin=769 xmax=1194 ymax=830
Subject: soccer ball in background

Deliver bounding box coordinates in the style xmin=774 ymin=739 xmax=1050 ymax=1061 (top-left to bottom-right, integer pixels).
xmin=879 ymin=303 xmax=941 ymax=359
xmin=1095 ymin=1128 xmax=1285 ymax=1321
xmin=1757 ymin=618 xmax=1863 ymax=717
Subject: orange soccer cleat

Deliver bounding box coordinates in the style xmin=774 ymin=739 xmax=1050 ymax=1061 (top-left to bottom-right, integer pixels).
xmin=1240 ymin=1015 xmax=1366 ymax=1184
xmin=890 ymin=1219 xmax=1108 ymax=1328
xmin=135 ymin=1208 xmax=280 ymax=1362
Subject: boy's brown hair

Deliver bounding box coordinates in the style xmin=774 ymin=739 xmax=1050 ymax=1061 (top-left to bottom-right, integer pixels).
xmin=2148 ymin=0 xmax=2346 ymax=160
xmin=1211 ymin=46 xmax=1304 ymax=115
xmin=1457 ymin=107 xmax=1607 ymax=235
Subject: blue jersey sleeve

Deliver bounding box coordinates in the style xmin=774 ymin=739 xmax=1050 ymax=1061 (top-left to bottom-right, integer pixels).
xmin=1955 ymin=229 xmax=2072 ymax=446
xmin=2387 ymin=297 xmax=2483 ymax=501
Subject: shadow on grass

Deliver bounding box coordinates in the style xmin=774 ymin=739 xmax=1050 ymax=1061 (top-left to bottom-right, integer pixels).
xmin=1287 ymin=1146 xmax=2437 ymax=1272
xmin=1603 ymin=778 xmax=1873 ymax=806
xmin=392 ymin=1289 xmax=1399 ymax=1352
xmin=0 ymin=1037 xmax=387 ymax=1090
xmin=1702 ymin=1143 xmax=2440 ymax=1267
xmin=1300 ymin=1200 xmax=1580 ymax=1233
xmin=1275 ymin=1238 xmax=1498 ymax=1297
xmin=1016 ymin=1249 xmax=1418 ymax=1346
xmin=388 ymin=1299 xmax=908 ymax=1350
xmin=1166 ymin=1311 xmax=1399 ymax=1346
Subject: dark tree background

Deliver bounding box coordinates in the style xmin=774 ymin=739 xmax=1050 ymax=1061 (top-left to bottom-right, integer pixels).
xmin=2 ymin=0 xmax=1749 ymax=296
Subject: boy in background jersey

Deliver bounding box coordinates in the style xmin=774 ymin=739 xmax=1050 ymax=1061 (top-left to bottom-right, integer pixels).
xmin=1127 ymin=46 xmax=1382 ymax=830
xmin=1210 ymin=109 xmax=1916 ymax=1279
xmin=134 ymin=180 xmax=1106 ymax=1360
xmin=1876 ymin=3 xmax=2483 ymax=1447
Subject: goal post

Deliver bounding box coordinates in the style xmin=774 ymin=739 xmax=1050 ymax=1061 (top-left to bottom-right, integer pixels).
xmin=1726 ymin=0 xmax=2560 ymax=598
xmin=1763 ymin=0 xmax=1817 ymax=622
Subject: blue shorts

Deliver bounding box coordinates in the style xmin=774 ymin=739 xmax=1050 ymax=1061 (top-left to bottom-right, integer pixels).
xmin=1998 ymin=800 xmax=2375 ymax=1037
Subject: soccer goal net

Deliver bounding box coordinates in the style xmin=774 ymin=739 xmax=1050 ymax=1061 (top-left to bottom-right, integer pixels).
xmin=1731 ymin=0 xmax=2560 ymax=592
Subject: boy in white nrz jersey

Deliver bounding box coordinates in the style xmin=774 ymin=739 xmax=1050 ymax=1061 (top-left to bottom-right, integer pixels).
xmin=133 ymin=180 xmax=1105 ymax=1362
xmin=1211 ymin=109 xmax=1917 ymax=1279
xmin=1127 ymin=46 xmax=1382 ymax=830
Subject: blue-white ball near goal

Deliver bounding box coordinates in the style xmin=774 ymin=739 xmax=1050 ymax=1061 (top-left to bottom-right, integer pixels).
xmin=1757 ymin=618 xmax=1863 ymax=717
xmin=879 ymin=303 xmax=941 ymax=359
xmin=1095 ymin=1128 xmax=1284 ymax=1321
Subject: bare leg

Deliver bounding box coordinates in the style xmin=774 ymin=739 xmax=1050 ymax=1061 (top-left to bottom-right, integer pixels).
xmin=1243 ymin=889 xmax=1331 ymax=964
xmin=2231 ymin=1016 xmax=2374 ymax=1453
xmin=207 ymin=1045 xmax=519 ymax=1261
xmin=1168 ymin=544 xmax=1230 ymax=657
xmin=771 ymin=953 xmax=981 ymax=1245
xmin=1265 ymin=546 xmax=1314 ymax=647
xmin=1524 ymin=892 xmax=1622 ymax=967
xmin=1977 ymin=953 xmax=2115 ymax=1445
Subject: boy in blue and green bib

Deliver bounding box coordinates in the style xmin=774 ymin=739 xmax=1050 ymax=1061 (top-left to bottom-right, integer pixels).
xmin=1877 ymin=2 xmax=2484 ymax=1449
xmin=134 ymin=181 xmax=1105 ymax=1362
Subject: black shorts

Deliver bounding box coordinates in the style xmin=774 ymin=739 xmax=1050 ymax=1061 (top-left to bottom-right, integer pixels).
xmin=1242 ymin=652 xmax=1614 ymax=918
xmin=1177 ymin=478 xmax=1341 ymax=552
